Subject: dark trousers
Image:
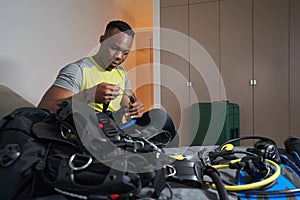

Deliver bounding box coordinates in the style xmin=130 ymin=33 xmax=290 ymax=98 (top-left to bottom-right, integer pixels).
xmin=129 ymin=109 xmax=179 ymax=147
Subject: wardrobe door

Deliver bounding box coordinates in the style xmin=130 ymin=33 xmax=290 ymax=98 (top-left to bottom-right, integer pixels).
xmin=189 ymin=0 xmax=219 ymax=4
xmin=189 ymin=1 xmax=220 ymax=104
xmin=188 ymin=1 xmax=224 ymax=146
xmin=290 ymin=0 xmax=300 ymax=138
xmin=220 ymin=0 xmax=253 ymax=142
xmin=253 ymin=0 xmax=289 ymax=147
xmin=160 ymin=0 xmax=188 ymax=7
xmin=160 ymin=5 xmax=190 ymax=145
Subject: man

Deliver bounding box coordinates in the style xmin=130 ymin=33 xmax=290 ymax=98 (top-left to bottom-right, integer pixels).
xmin=39 ymin=20 xmax=178 ymax=146
xmin=38 ymin=20 xmax=144 ymax=119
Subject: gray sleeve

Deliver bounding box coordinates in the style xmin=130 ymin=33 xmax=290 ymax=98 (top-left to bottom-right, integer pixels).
xmin=53 ymin=63 xmax=82 ymax=94
xmin=124 ymin=70 xmax=131 ymax=90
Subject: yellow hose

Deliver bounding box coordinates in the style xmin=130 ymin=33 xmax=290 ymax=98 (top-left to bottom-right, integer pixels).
xmin=206 ymin=159 xmax=281 ymax=191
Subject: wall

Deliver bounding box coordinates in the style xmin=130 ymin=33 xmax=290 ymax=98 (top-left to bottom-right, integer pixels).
xmin=113 ymin=0 xmax=154 ymax=111
xmin=132 ymin=12 xmax=153 ymax=111
xmin=0 ymin=0 xmax=134 ymax=105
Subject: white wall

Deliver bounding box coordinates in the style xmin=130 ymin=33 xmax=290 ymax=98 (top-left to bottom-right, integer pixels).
xmin=0 ymin=0 xmax=134 ymax=105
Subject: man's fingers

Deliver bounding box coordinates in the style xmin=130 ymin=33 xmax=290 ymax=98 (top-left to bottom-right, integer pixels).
xmin=129 ymin=101 xmax=144 ymax=118
xmin=102 ymin=83 xmax=120 ymax=98
xmin=103 ymin=83 xmax=120 ymax=90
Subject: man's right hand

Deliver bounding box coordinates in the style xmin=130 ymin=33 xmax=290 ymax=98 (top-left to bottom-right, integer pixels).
xmin=38 ymin=83 xmax=121 ymax=112
xmin=93 ymin=83 xmax=120 ymax=103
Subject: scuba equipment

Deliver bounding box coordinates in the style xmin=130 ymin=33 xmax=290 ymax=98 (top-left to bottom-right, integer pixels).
xmin=284 ymin=136 xmax=300 ymax=156
xmin=203 ymin=136 xmax=300 ymax=199
xmin=0 ymin=100 xmax=173 ymax=200
xmin=165 ymin=155 xmax=230 ymax=200
xmin=214 ymin=136 xmax=281 ymax=164
xmin=100 ymin=97 xmax=177 ymax=152
xmin=207 ymin=158 xmax=281 ymax=191
xmin=10 ymin=98 xmax=300 ymax=199
xmin=285 ymin=136 xmax=300 ymax=168
xmin=0 ymin=99 xmax=229 ymax=199
xmin=0 ymin=99 xmax=231 ymax=200
xmin=0 ymin=107 xmax=51 ymax=200
xmin=79 ymin=99 xmax=230 ymax=199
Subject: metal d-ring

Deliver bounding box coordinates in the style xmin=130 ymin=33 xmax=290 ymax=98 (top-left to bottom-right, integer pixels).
xmin=164 ymin=164 xmax=176 ymax=177
xmin=60 ymin=124 xmax=72 ymax=139
xmin=69 ymin=154 xmax=93 ymax=171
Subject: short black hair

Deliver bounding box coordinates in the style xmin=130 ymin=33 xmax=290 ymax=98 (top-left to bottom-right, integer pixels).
xmin=104 ymin=20 xmax=135 ymax=37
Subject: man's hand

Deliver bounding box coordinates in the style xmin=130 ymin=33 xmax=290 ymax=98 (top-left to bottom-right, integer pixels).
xmin=93 ymin=83 xmax=120 ymax=103
xmin=128 ymin=99 xmax=144 ymax=118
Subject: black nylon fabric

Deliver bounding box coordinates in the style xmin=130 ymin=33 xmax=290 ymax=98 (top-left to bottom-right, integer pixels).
xmin=0 ymin=103 xmax=167 ymax=200
xmin=0 ymin=107 xmax=51 ymax=200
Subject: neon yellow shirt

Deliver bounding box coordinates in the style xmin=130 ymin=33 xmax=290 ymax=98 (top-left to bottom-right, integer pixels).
xmin=54 ymin=57 xmax=130 ymax=112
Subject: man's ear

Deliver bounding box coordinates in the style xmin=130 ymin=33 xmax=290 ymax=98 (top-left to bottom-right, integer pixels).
xmin=99 ymin=35 xmax=105 ymax=43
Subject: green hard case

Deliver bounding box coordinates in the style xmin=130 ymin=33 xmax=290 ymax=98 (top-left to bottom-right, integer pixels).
xmin=190 ymin=101 xmax=240 ymax=146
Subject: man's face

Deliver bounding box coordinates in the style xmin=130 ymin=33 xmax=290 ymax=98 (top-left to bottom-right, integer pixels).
xmin=99 ymin=28 xmax=133 ymax=71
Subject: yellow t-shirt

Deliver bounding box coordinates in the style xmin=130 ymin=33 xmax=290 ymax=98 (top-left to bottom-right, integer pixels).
xmin=54 ymin=57 xmax=130 ymax=112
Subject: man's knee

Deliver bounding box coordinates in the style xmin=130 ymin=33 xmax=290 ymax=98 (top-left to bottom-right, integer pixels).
xmin=136 ymin=108 xmax=178 ymax=146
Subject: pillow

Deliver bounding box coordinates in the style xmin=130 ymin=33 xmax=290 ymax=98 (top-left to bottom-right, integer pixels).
xmin=0 ymin=85 xmax=34 ymax=119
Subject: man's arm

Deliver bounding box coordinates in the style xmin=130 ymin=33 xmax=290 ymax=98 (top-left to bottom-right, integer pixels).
xmin=37 ymin=85 xmax=76 ymax=112
xmin=38 ymin=83 xmax=121 ymax=112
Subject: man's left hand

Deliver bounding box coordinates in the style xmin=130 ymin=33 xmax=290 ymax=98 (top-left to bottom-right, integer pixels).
xmin=129 ymin=99 xmax=144 ymax=118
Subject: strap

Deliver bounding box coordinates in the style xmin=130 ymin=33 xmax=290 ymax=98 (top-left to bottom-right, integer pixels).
xmin=44 ymin=155 xmax=141 ymax=196
xmin=102 ymin=102 xmax=113 ymax=119
xmin=151 ymin=168 xmax=168 ymax=198
xmin=103 ymin=103 xmax=109 ymax=113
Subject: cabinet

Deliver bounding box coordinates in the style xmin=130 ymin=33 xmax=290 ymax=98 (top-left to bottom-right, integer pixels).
xmin=290 ymin=0 xmax=300 ymax=138
xmin=220 ymin=0 xmax=253 ymax=144
xmin=189 ymin=1 xmax=220 ymax=103
xmin=160 ymin=4 xmax=190 ymax=145
xmin=160 ymin=0 xmax=188 ymax=7
xmin=160 ymin=0 xmax=298 ymax=147
xmin=253 ymin=0 xmax=289 ymax=146
xmin=161 ymin=1 xmax=221 ymax=146
xmin=221 ymin=0 xmax=290 ymax=147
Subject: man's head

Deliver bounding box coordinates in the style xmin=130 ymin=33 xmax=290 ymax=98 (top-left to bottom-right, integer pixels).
xmin=104 ymin=20 xmax=135 ymax=38
xmin=97 ymin=20 xmax=135 ymax=71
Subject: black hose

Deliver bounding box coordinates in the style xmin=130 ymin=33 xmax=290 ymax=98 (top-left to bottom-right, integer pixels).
xmin=204 ymin=167 xmax=229 ymax=200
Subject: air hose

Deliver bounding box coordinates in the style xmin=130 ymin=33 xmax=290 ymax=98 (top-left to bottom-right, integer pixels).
xmin=206 ymin=159 xmax=281 ymax=191
xmin=204 ymin=166 xmax=229 ymax=200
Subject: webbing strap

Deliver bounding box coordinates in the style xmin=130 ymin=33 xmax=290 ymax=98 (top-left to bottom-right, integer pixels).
xmin=152 ymin=168 xmax=168 ymax=198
